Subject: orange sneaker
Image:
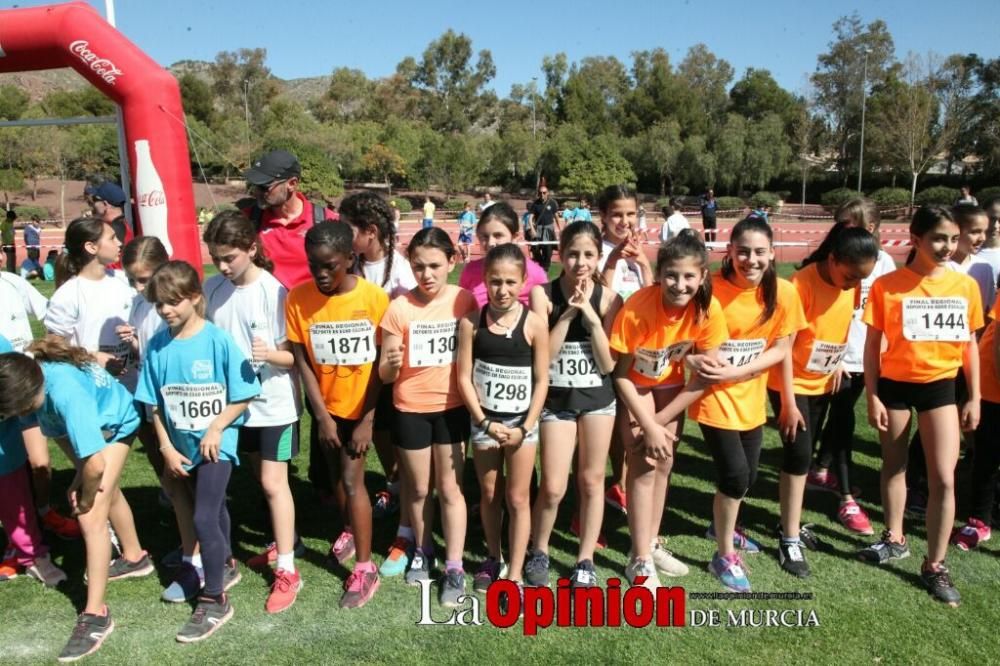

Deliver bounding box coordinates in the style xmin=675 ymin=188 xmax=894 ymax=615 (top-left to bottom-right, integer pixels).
xmin=0 ymin=557 xmax=20 ymax=581
xmin=605 ymin=484 xmax=627 ymax=515
xmin=247 ymin=543 xmax=278 ymax=570
xmin=41 ymin=509 xmax=82 ymax=540
xmin=265 ymin=568 xmax=302 ymax=614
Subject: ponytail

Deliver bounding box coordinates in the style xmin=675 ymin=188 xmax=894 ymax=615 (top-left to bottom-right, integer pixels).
xmin=26 ymin=335 xmax=95 ymax=368
xmin=57 ymin=217 xmax=105 ymax=285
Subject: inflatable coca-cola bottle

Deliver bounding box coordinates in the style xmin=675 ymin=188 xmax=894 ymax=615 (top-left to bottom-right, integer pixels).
xmin=134 ymin=139 xmax=174 ymax=255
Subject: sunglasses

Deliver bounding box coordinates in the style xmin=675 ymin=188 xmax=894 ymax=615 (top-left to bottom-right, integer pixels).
xmin=251 ymin=179 xmax=287 ymax=194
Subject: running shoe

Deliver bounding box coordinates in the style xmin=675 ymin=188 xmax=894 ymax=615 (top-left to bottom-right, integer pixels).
xmin=651 ymin=537 xmax=689 ymax=577
xmin=473 ymin=557 xmax=502 ymax=593
xmin=777 ymin=539 xmax=811 ymax=578
xmin=372 ymin=490 xmax=400 ymax=520
xmin=920 ymin=563 xmax=961 ymax=607
xmin=41 ymin=509 xmax=82 ymax=540
xmin=26 ymin=554 xmax=67 ymax=587
xmin=405 ymin=550 xmax=433 ymax=586
xmin=706 ymin=523 xmax=762 ymax=554
xmin=625 ymin=556 xmax=661 ymax=590
xmin=838 ymin=501 xmax=874 ymax=536
xmin=0 ymin=557 xmax=20 ymax=581
xmin=858 ymin=530 xmax=911 ymax=564
xmin=439 ymin=569 xmax=466 ymax=607
xmin=57 ymin=608 xmax=114 ymax=662
xmin=107 ymin=551 xmax=155 ymax=581
xmin=223 ymin=558 xmax=241 ymax=592
xmin=570 ymin=514 xmax=607 ymax=549
xmin=709 ymin=551 xmax=751 ymax=593
xmin=265 ymin=568 xmax=303 ymax=614
xmin=951 ymin=517 xmax=992 ymax=551
xmin=380 ymin=537 xmax=413 ymax=577
xmin=340 ymin=567 xmax=379 ymax=609
xmin=605 ymin=484 xmax=627 ymax=515
xmin=330 ymin=529 xmax=356 ymax=564
xmin=176 ymin=595 xmax=234 ymax=643
xmin=246 ymin=538 xmax=306 ymax=570
xmin=772 ymin=523 xmax=824 ymax=551
xmin=806 ymin=469 xmax=840 ymax=494
xmin=570 ymin=559 xmax=598 ymax=588
xmin=524 ymin=549 xmax=550 ymax=588
xmin=161 ymin=562 xmax=203 ymax=603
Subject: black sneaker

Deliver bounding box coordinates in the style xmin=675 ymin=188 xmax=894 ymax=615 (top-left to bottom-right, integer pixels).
xmin=858 ymin=530 xmax=911 ymax=564
xmin=439 ymin=569 xmax=466 ymax=608
xmin=570 ymin=559 xmax=598 ymax=588
xmin=176 ymin=595 xmax=234 ymax=643
xmin=920 ymin=564 xmax=961 ymax=607
xmin=524 ymin=550 xmax=550 ymax=588
xmin=57 ymin=609 xmax=114 ymax=662
xmin=773 ymin=524 xmax=823 ymax=551
xmin=778 ymin=540 xmax=811 ymax=578
xmin=107 ymin=551 xmax=155 ymax=581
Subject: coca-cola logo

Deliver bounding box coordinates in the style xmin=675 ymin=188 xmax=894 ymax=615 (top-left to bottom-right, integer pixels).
xmin=138 ymin=190 xmax=166 ymax=208
xmin=68 ymin=40 xmax=123 ymax=86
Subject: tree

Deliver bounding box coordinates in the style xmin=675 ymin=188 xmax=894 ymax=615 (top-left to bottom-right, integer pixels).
xmin=677 ymin=44 xmax=734 ymax=133
xmin=675 ymin=135 xmax=716 ymax=191
xmin=730 ymin=68 xmax=799 ymax=125
xmin=40 ymin=88 xmax=115 ymax=117
xmin=414 ymin=132 xmax=483 ymax=196
xmin=561 ymin=56 xmax=629 ymax=136
xmin=742 ymin=113 xmax=792 ymax=191
xmin=312 ymin=67 xmax=374 ymax=123
xmin=178 ymin=72 xmax=215 ymax=126
xmin=811 ymin=14 xmax=896 ymax=183
xmin=410 ymin=30 xmax=497 ymax=132
xmin=869 ymin=53 xmax=965 ymax=204
xmin=713 ymin=114 xmax=747 ymax=193
xmin=540 ymin=124 xmax=634 ymax=195
xmin=0 ymin=169 xmax=24 ymax=206
xmin=0 ymin=85 xmax=30 ymax=121
xmin=625 ymin=120 xmax=682 ymax=195
xmin=209 ymin=48 xmax=281 ymax=133
xmin=362 ymin=144 xmax=406 ymax=192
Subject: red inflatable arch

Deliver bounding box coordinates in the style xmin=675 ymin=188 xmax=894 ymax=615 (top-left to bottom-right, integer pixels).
xmin=0 ymin=1 xmax=201 ymax=272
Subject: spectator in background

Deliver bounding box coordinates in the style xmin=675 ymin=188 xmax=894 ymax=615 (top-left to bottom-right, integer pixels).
xmin=561 ymin=200 xmax=574 ymax=226
xmin=20 ymin=247 xmax=43 ymax=280
xmin=478 ymin=192 xmax=495 ymax=214
xmin=573 ymin=197 xmax=593 ymax=222
xmin=85 ymin=181 xmax=132 ymax=249
xmin=43 ymin=249 xmax=58 ymax=281
xmin=956 ymin=186 xmax=978 ymax=206
xmin=701 ymin=188 xmax=718 ymax=242
xmin=636 ymin=205 xmax=651 ymax=242
xmin=422 ymin=195 xmax=436 ymax=229
xmin=659 ymin=197 xmax=692 ymax=242
xmin=529 ymin=184 xmax=560 ymax=270
xmin=2 ymin=210 xmax=15 ymax=273
xmin=24 ymin=215 xmax=42 ymax=250
xmin=390 ymin=200 xmax=401 ymax=231
xmin=457 ymin=201 xmax=476 ymax=263
xmin=522 ymin=202 xmax=536 ymax=240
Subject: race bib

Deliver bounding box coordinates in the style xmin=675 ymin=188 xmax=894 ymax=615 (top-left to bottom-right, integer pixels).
xmin=409 ymin=319 xmax=459 ymax=367
xmin=719 ymin=339 xmax=766 ymax=369
xmin=550 ymin=341 xmax=602 ymax=388
xmin=310 ymin=320 xmax=376 ymax=366
xmin=902 ymin=298 xmax=969 ymax=342
xmin=473 ymin=360 xmax=531 ymax=413
xmin=162 ymin=383 xmax=226 ymax=431
xmin=632 ymin=341 xmax=693 ymax=380
xmin=806 ymin=340 xmax=847 ymax=374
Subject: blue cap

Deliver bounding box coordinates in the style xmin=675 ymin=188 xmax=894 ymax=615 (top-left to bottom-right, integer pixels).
xmin=84 ymin=182 xmax=127 ymax=207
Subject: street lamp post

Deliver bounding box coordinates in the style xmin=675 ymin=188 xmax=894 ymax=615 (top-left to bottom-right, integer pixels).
xmin=857 ymin=48 xmax=871 ymax=193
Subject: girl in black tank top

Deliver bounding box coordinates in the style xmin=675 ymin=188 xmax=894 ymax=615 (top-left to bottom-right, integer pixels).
xmin=527 ymin=220 xmax=623 ymax=588
xmin=457 ymin=244 xmax=549 ymax=592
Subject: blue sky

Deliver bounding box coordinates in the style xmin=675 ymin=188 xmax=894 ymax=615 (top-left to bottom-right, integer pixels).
xmin=5 ymin=0 xmax=999 ymax=96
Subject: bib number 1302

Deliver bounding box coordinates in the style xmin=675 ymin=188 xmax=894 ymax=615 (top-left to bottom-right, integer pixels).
xmin=409 ymin=320 xmax=459 ymax=367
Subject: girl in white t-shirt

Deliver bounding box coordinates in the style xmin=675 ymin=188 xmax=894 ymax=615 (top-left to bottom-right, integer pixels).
xmin=342 ymin=191 xmax=417 ymax=577
xmin=203 ymin=211 xmax=303 ymax=613
xmin=45 ymin=217 xmax=136 ymax=387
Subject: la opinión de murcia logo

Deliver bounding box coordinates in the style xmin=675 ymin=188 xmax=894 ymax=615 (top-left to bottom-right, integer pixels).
xmin=68 ymin=40 xmax=123 ymax=85
xmin=138 ymin=190 xmax=166 ymax=208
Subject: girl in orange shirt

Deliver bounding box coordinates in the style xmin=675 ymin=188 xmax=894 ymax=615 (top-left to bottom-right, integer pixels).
xmin=379 ymin=228 xmax=478 ymax=607
xmin=860 ymin=205 xmax=983 ymax=607
xmin=610 ymin=231 xmax=727 ymax=589
xmin=767 ymin=224 xmax=878 ymax=579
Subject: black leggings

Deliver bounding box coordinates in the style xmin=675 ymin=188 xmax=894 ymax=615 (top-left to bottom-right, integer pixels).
xmin=192 ymin=461 xmax=233 ymax=597
xmin=971 ymin=400 xmax=1000 ymax=523
xmin=768 ymin=390 xmax=831 ymax=475
xmin=699 ymin=424 xmax=763 ymax=499
xmin=815 ymin=372 xmax=865 ymax=495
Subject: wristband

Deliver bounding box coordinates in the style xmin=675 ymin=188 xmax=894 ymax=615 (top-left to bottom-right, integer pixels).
xmin=517 ymin=425 xmax=528 ymax=439
xmin=477 ymin=417 xmax=489 ymax=428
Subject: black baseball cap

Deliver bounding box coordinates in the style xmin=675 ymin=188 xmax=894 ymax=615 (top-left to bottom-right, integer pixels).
xmin=244 ymin=150 xmax=301 ymax=186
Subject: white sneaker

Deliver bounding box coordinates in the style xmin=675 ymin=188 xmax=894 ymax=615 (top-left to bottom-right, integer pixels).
xmin=26 ymin=554 xmax=67 ymax=587
xmin=650 ymin=537 xmax=690 ymax=577
xmin=625 ymin=556 xmax=661 ymax=590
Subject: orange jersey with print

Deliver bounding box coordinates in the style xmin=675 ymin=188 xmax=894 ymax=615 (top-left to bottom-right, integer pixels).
xmin=380 ymin=284 xmax=478 ymax=413
xmin=692 ymin=274 xmax=806 ymax=429
xmin=979 ymin=297 xmax=1000 ymax=403
xmin=285 ymin=278 xmax=389 ymax=420
xmin=766 ymin=262 xmax=856 ymax=396
xmin=864 ymin=267 xmax=984 ymax=383
xmin=609 ymin=284 xmax=728 ymax=388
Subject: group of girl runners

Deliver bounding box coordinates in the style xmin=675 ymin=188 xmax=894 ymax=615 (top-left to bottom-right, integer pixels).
xmin=0 ymin=184 xmax=997 ymax=661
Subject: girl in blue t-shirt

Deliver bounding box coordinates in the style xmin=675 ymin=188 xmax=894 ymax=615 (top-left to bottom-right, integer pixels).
xmin=0 ymin=335 xmax=149 ymax=662
xmin=136 ymin=260 xmax=260 ymax=644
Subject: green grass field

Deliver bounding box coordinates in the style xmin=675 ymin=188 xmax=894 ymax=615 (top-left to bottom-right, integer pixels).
xmin=1 ymin=264 xmax=997 ymax=665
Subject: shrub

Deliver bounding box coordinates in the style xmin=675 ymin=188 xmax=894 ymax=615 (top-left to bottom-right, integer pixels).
xmin=821 ymin=187 xmax=857 ymax=208
xmin=390 ymin=197 xmax=413 ymax=213
xmin=915 ymin=186 xmax=960 ymax=206
xmin=672 ymin=185 xmax=690 ymax=196
xmin=715 ymin=196 xmax=745 ymax=212
xmin=869 ymin=187 xmax=911 ymax=207
xmin=443 ymin=199 xmax=467 ymax=212
xmin=750 ymin=191 xmax=780 ymax=209
xmin=976 ymin=186 xmax=1000 ymax=205
xmin=11 ymin=204 xmax=50 ymax=220
xmin=776 ymin=190 xmax=792 ymax=201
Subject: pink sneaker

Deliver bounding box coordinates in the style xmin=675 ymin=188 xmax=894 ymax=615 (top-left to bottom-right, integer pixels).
xmin=806 ymin=469 xmax=840 ymax=494
xmin=330 ymin=529 xmax=356 ymax=564
xmin=951 ymin=517 xmax=991 ymax=551
xmin=838 ymin=500 xmax=874 ymax=536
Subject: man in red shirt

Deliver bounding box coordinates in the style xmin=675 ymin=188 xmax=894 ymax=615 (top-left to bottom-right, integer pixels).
xmin=243 ymin=150 xmax=337 ymax=289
